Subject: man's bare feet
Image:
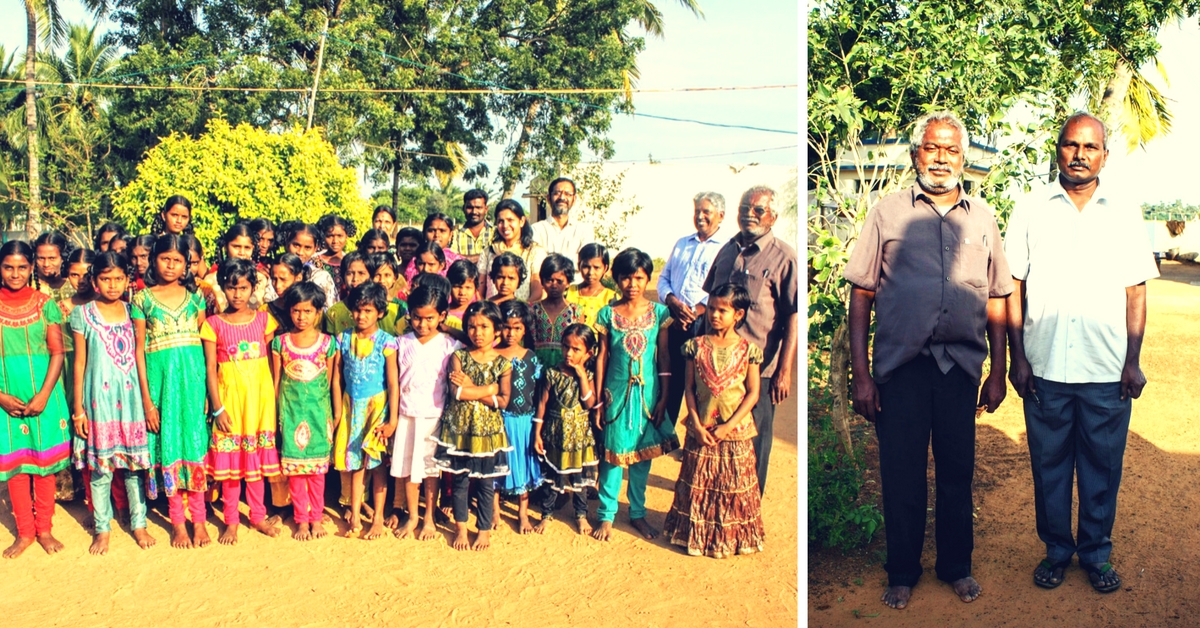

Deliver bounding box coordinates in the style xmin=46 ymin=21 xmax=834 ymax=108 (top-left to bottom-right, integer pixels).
xmin=395 ymin=521 xmax=418 ymax=539
xmin=452 ymin=524 xmax=470 ymax=550
xmin=533 ymin=514 xmax=553 ymax=534
xmin=252 ymin=515 xmax=282 ymax=538
xmin=133 ymin=528 xmax=156 ymax=549
xmin=171 ymin=524 xmax=193 ymax=549
xmin=951 ymin=577 xmax=981 ymax=603
xmin=193 ymin=523 xmax=212 ymax=548
xmin=363 ymin=518 xmax=386 ymax=540
xmin=219 ymin=523 xmax=239 ymax=545
xmin=472 ymin=529 xmax=491 ymax=551
xmin=295 ymin=522 xmax=312 ymax=541
xmin=3 ymin=537 xmax=34 ymax=559
xmin=881 ymin=586 xmax=912 ymax=609
xmin=417 ymin=522 xmax=438 ymax=541
xmin=630 ymin=517 xmax=658 ymax=540
xmin=89 ymin=532 xmax=110 ymax=555
xmin=311 ymin=521 xmax=328 ymax=539
xmin=36 ymin=533 xmax=63 ymax=554
xmin=518 ymin=514 xmax=534 ymax=534
xmin=576 ymin=516 xmax=593 ymax=536
xmin=592 ymin=520 xmax=613 ymax=541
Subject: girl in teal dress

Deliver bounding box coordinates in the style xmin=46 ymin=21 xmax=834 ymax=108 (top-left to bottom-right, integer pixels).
xmin=592 ymin=248 xmax=678 ymax=542
xmin=0 ymin=240 xmax=71 ymax=558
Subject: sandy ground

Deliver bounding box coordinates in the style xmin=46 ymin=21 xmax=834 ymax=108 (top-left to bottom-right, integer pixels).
xmin=0 ymin=384 xmax=798 ymax=626
xmin=808 ymin=260 xmax=1200 ymax=627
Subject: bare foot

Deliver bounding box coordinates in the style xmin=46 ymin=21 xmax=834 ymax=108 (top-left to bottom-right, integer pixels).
xmin=395 ymin=521 xmax=418 ymax=539
xmin=321 ymin=512 xmax=334 ymax=524
xmin=576 ymin=516 xmax=593 ymax=536
xmin=452 ymin=524 xmax=470 ymax=551
xmin=219 ymin=523 xmax=239 ymax=545
xmin=89 ymin=532 xmax=110 ymax=556
xmin=518 ymin=514 xmax=534 ymax=534
xmin=630 ymin=517 xmax=658 ymax=540
xmin=881 ymin=585 xmax=912 ymax=610
xmin=417 ymin=522 xmax=438 ymax=541
xmin=952 ymin=577 xmax=981 ymax=603
xmin=438 ymin=505 xmax=453 ymax=524
xmin=311 ymin=521 xmax=328 ymax=539
xmin=592 ymin=520 xmax=613 ymax=541
xmin=252 ymin=515 xmax=282 ymax=538
xmin=193 ymin=523 xmax=212 ymax=548
xmin=133 ymin=528 xmax=156 ymax=549
xmin=36 ymin=533 xmax=64 ymax=554
xmin=171 ymin=524 xmax=193 ymax=549
xmin=533 ymin=514 xmax=553 ymax=535
xmin=472 ymin=530 xmax=491 ymax=551
xmin=384 ymin=513 xmax=400 ymax=530
xmin=346 ymin=511 xmax=362 ymax=537
xmin=3 ymin=537 xmax=34 ymax=559
xmin=361 ymin=502 xmax=375 ymax=520
xmin=295 ymin=522 xmax=312 ymax=541
xmin=363 ymin=518 xmax=387 ymax=540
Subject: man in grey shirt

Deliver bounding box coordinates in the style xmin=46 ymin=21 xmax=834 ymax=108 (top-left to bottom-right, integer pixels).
xmin=844 ymin=111 xmax=1012 ymax=610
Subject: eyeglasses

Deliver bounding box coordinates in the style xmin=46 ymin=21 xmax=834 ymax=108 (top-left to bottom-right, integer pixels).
xmin=739 ymin=204 xmax=771 ymax=216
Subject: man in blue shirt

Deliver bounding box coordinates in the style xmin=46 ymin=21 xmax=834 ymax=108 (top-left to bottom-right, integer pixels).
xmin=657 ymin=191 xmax=729 ymax=427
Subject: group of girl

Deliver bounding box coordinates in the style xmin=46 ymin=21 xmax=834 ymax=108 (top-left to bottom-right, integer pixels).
xmin=0 ymin=194 xmax=765 ymax=560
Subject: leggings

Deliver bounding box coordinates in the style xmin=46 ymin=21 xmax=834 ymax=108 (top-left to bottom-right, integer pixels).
xmin=7 ymin=474 xmax=55 ymax=538
xmin=540 ymin=485 xmax=588 ymax=519
xmin=288 ymin=474 xmax=327 ymax=524
xmin=451 ymin=474 xmax=494 ymax=531
xmin=83 ymin=468 xmax=129 ymax=512
xmin=91 ymin=469 xmax=148 ymax=533
xmin=222 ymin=479 xmax=266 ymax=526
xmin=167 ymin=490 xmax=208 ymax=526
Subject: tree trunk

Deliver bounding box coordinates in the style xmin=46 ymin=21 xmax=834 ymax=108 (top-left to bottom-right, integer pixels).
xmin=1100 ymin=58 xmax=1133 ymax=131
xmin=24 ymin=3 xmax=42 ymax=240
xmin=502 ymin=99 xmax=541 ymax=199
xmin=829 ymin=321 xmax=854 ymax=454
xmin=391 ymin=161 xmax=400 ymax=213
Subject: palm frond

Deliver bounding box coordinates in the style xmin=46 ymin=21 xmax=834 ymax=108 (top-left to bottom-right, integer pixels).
xmin=1122 ymin=69 xmax=1173 ymax=153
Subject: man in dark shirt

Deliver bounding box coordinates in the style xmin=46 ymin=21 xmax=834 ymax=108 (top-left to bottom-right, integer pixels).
xmin=844 ymin=111 xmax=1012 ymax=610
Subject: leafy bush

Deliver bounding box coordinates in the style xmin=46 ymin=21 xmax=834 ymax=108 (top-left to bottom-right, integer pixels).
xmin=808 ymin=384 xmax=882 ymax=552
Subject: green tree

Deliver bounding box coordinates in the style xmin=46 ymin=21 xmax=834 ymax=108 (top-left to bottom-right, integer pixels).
xmin=569 ymin=162 xmax=643 ymax=250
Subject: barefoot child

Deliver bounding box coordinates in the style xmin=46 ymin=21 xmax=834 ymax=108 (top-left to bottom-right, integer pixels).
xmin=592 ymin=248 xmax=679 ymax=542
xmin=662 ymin=283 xmax=765 ymax=558
xmin=432 ymin=301 xmax=512 ymax=550
xmin=271 ymin=281 xmax=340 ymax=541
xmin=0 ymin=241 xmax=71 ymax=558
xmin=389 ymin=285 xmax=460 ymax=541
xmin=565 ymin=243 xmax=616 ymax=328
xmin=495 ymin=301 xmax=546 ymax=533
xmin=202 ymin=258 xmax=283 ymax=544
xmin=532 ymin=254 xmax=582 ymax=368
xmin=487 ymin=252 xmax=525 ymax=307
xmin=133 ymin=235 xmax=211 ymax=549
xmin=70 ymin=252 xmax=155 ymax=554
xmin=333 ymin=282 xmax=399 ymax=539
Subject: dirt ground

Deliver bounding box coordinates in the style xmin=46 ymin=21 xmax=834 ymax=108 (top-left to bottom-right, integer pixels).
xmin=808 ymin=260 xmax=1200 ymax=627
xmin=0 ymin=384 xmax=798 ymax=625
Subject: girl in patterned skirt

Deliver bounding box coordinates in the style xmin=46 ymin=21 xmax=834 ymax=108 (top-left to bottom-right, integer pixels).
xmin=533 ymin=323 xmax=600 ymax=536
xmin=532 ymin=254 xmax=582 ymax=369
xmin=202 ymin=258 xmax=282 ymax=544
xmin=0 ymin=241 xmax=71 ymax=558
xmin=432 ymin=301 xmax=512 ymax=551
xmin=495 ymin=300 xmax=545 ymax=533
xmin=662 ymin=283 xmax=765 ymax=558
xmin=70 ymin=252 xmax=154 ymax=554
xmin=133 ymin=235 xmax=211 ymax=549
xmin=271 ymin=281 xmax=340 ymax=541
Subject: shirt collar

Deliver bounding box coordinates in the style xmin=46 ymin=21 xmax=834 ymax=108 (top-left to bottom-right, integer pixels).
xmin=689 ymin=227 xmax=726 ymax=245
xmin=1048 ymin=177 xmax=1110 ymax=206
xmin=910 ymin=185 xmax=971 ymax=214
xmin=733 ymin=229 xmax=775 ymax=252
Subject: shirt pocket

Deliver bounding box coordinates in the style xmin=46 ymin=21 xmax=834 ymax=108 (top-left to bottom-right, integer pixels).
xmin=958 ymin=244 xmax=990 ymax=290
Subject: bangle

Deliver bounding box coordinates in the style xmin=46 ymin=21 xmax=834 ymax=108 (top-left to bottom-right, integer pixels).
xmin=455 ymin=386 xmax=463 ymax=400
xmin=658 ymin=372 xmax=672 ymax=377
xmin=211 ymin=406 xmax=226 ymax=419
xmin=490 ymin=394 xmax=498 ymax=407
xmin=532 ymin=418 xmax=544 ymax=424
xmin=580 ymin=390 xmax=593 ymax=402
xmin=72 ymin=413 xmax=86 ymax=421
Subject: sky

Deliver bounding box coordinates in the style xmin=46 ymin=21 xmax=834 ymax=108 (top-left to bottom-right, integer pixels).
xmin=0 ymin=0 xmax=801 ymax=191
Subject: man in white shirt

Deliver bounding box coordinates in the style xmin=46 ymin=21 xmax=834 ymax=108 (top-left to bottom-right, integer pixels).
xmin=531 ymin=177 xmax=595 ymax=256
xmin=657 ymin=191 xmax=728 ymax=426
xmin=1005 ymin=112 xmax=1158 ymax=595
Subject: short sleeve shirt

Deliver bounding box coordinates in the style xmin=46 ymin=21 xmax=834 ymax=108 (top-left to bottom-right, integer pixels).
xmin=842 ymin=186 xmax=1013 ymax=384
xmin=394 ymin=332 xmax=463 ymax=418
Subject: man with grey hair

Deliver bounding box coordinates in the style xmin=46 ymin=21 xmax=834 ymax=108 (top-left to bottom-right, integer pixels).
xmin=657 ymin=191 xmax=730 ymax=428
xmin=703 ymin=184 xmax=798 ymax=494
xmin=845 ymin=110 xmax=1012 ymax=609
xmin=1005 ymin=111 xmax=1156 ymax=594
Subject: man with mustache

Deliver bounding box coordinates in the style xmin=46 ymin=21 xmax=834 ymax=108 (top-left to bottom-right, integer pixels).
xmin=450 ymin=188 xmax=494 ymax=265
xmin=844 ymin=111 xmax=1012 ymax=610
xmin=1005 ymin=112 xmax=1157 ymax=594
xmin=531 ymin=177 xmax=595 ymax=256
xmin=702 ymin=184 xmax=798 ymax=495
xmin=657 ymin=192 xmax=730 ymax=428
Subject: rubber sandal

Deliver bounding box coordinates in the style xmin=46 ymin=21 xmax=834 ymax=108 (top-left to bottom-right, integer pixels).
xmin=1033 ymin=558 xmax=1070 ymax=589
xmin=1081 ymin=562 xmax=1122 ymax=593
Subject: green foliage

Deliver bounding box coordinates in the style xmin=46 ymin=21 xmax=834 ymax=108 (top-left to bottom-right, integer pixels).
xmin=110 ymin=119 xmax=370 ymax=253
xmin=808 ymin=385 xmax=882 ymax=552
xmin=1143 ymin=199 xmax=1200 ymax=221
xmin=570 ymin=162 xmax=643 ymax=251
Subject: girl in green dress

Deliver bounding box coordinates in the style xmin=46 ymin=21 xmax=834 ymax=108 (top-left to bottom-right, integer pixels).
xmin=592 ymin=248 xmax=678 ymax=542
xmin=0 ymin=240 xmax=71 ymax=558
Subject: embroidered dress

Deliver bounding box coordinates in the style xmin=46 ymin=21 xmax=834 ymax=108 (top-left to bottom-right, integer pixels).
xmin=334 ymin=329 xmax=397 ymax=471
xmin=532 ymin=301 xmax=582 ymax=369
xmin=0 ymin=288 xmax=71 ymax=481
xmin=500 ymin=351 xmax=544 ymax=495
xmin=540 ymin=367 xmax=598 ymax=493
xmin=594 ymin=303 xmax=679 ymax=466
xmin=431 ymin=350 xmax=512 ymax=478
xmin=202 ymin=311 xmax=281 ymax=482
xmin=41 ymin=281 xmax=80 ymax=500
xmin=565 ymin=284 xmax=616 ymax=328
xmin=662 ymin=337 xmax=765 ymax=558
xmin=273 ymin=334 xmax=336 ymax=475
xmin=70 ymin=302 xmax=150 ymax=473
xmin=132 ymin=289 xmax=209 ymax=497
